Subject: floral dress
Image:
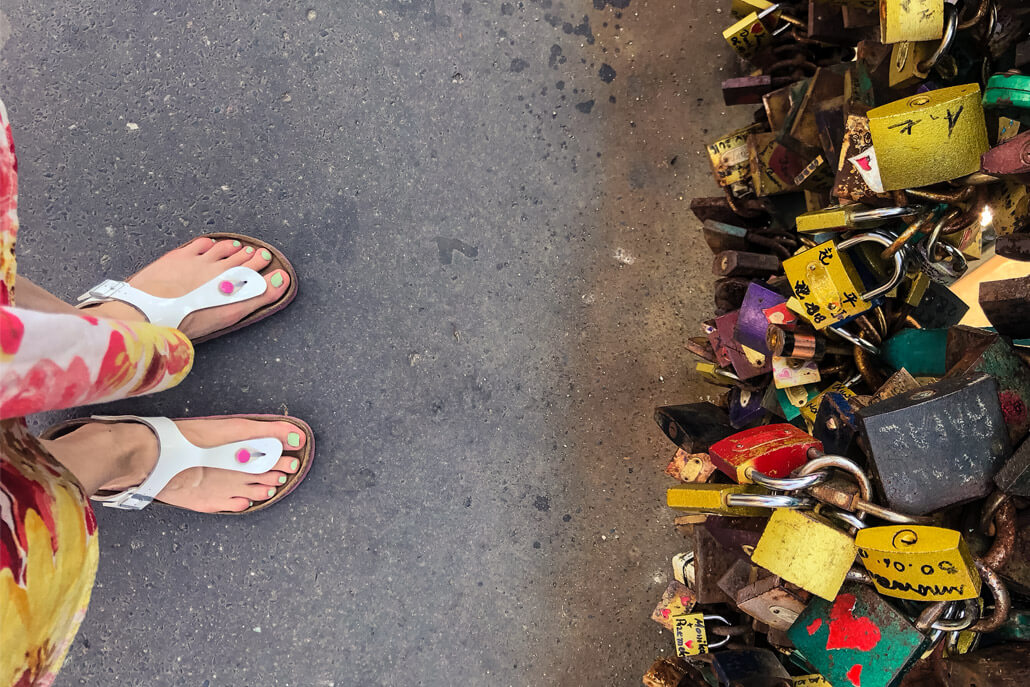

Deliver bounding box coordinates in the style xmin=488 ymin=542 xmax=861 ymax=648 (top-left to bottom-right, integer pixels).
xmin=0 ymin=99 xmax=195 ymax=686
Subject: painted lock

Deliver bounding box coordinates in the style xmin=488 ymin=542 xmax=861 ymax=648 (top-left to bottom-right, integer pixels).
xmin=867 ymin=84 xmax=989 ymax=191
xmin=879 ymin=0 xmax=943 ymax=44
xmin=856 ymin=525 xmax=981 ymax=601
xmin=708 ymin=423 xmax=822 ymax=483
xmin=750 ymin=508 xmax=858 ymax=601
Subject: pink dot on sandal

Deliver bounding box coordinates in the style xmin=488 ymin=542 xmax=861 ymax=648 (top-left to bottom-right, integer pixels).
xmin=235 ymin=448 xmax=252 ymax=463
xmin=219 ymin=280 xmax=236 ymax=295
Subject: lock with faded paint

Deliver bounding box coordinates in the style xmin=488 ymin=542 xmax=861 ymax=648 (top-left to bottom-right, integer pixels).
xmin=651 ymin=580 xmax=698 ymax=631
xmin=711 ymin=647 xmax=792 ymax=687
xmin=983 ymin=72 xmax=1030 ymax=126
xmin=709 ymin=423 xmax=822 ymax=483
xmin=750 ymin=507 xmax=859 ymax=601
xmin=880 ymin=0 xmax=944 ymax=44
xmin=723 ymin=4 xmax=783 ymax=60
xmin=857 ymin=373 xmax=1012 ymax=515
xmin=654 ymin=402 xmax=736 ymax=453
xmin=788 ymin=582 xmax=929 ymax=687
xmin=736 ymin=574 xmax=811 ymax=630
xmin=855 ymin=526 xmax=982 ymax=601
xmin=867 ymin=84 xmax=989 ymax=191
xmin=665 ymin=449 xmax=718 ymax=484
xmin=667 ymin=483 xmax=808 ymax=517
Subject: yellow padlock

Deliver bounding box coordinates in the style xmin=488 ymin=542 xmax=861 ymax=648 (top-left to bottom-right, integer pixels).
xmin=722 ymin=7 xmax=778 ymax=60
xmin=792 ymin=676 xmax=832 ymax=687
xmin=672 ymin=613 xmax=708 ymax=657
xmin=880 ymin=0 xmax=944 ymax=44
xmin=667 ymin=483 xmax=774 ymax=517
xmin=782 ymin=240 xmax=871 ymax=329
xmin=856 ymin=525 xmax=981 ymax=601
xmin=730 ymin=0 xmax=775 ymax=20
xmin=707 ymin=124 xmax=763 ymax=189
xmin=800 ymin=380 xmax=856 ymax=424
xmin=751 ymin=508 xmax=858 ymax=601
xmin=867 ymin=84 xmax=989 ymax=191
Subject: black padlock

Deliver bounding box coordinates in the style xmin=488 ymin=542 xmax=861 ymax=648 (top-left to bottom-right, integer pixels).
xmin=654 ymin=403 xmax=736 ymax=453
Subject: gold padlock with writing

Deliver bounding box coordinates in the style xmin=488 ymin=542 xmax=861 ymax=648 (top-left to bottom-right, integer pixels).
xmin=855 ymin=525 xmax=981 ymax=601
xmin=879 ymin=0 xmax=944 ymax=44
xmin=868 ymin=84 xmax=989 ymax=191
xmin=782 ymin=240 xmax=870 ymax=329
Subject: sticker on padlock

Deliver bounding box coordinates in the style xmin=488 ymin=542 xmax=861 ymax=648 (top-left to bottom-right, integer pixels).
xmin=867 ymin=84 xmax=989 ymax=191
xmin=707 ymin=124 xmax=764 ymax=189
xmin=856 ymin=526 xmax=982 ymax=601
xmin=708 ymin=423 xmax=823 ymax=483
xmin=772 ymin=356 xmax=821 ymax=389
xmin=880 ymin=0 xmax=944 ymax=44
xmin=800 ymin=380 xmax=856 ymax=424
xmin=665 ymin=449 xmax=718 ymax=484
xmin=651 ymin=581 xmax=698 ymax=631
xmin=722 ymin=6 xmax=781 ymax=60
xmin=748 ymin=132 xmax=807 ymax=196
xmin=787 ymin=582 xmax=930 ymax=687
xmin=763 ymin=302 xmax=797 ymax=328
xmin=672 ymin=613 xmax=709 ymax=657
xmin=834 ymin=113 xmax=889 ymax=203
xmin=751 ymin=508 xmax=858 ymax=601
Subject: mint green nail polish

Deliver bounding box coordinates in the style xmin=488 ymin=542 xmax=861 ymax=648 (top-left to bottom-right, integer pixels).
xmin=260 ymin=249 xmax=272 ymax=261
xmin=287 ymin=432 xmax=301 ymax=447
xmin=232 ymin=240 xmax=241 ymax=247
xmin=290 ymin=459 xmax=299 ymax=471
xmin=245 ymin=246 xmax=255 ymax=254
xmin=248 ymin=500 xmax=253 ymax=507
xmin=278 ymin=475 xmax=287 ymax=484
xmin=271 ymin=273 xmax=284 ymax=288
xmin=267 ymin=488 xmax=276 ymax=498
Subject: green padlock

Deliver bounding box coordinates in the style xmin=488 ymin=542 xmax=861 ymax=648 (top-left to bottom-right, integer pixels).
xmin=881 ymin=328 xmax=948 ymax=377
xmin=983 ymin=72 xmax=1030 ymax=126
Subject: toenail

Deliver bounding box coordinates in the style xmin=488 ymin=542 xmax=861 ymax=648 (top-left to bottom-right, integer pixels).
xmin=210 ymin=237 xmax=218 ymax=242
xmin=248 ymin=500 xmax=253 ymax=507
xmin=245 ymin=246 xmax=255 ymax=254
xmin=232 ymin=240 xmax=241 ymax=247
xmin=271 ymin=273 xmax=284 ymax=288
xmin=235 ymin=448 xmax=252 ymax=463
xmin=278 ymin=475 xmax=287 ymax=484
xmin=260 ymin=249 xmax=272 ymax=261
xmin=287 ymin=431 xmax=301 ymax=447
xmin=290 ymin=459 xmax=299 ymax=471
xmin=267 ymin=488 xmax=276 ymax=497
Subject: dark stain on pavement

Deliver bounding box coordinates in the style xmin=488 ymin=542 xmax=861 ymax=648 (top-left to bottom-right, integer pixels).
xmin=435 ymin=238 xmax=479 ymax=265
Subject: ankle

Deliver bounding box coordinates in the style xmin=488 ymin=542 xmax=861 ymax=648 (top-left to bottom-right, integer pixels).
xmin=42 ymin=421 xmax=158 ymax=495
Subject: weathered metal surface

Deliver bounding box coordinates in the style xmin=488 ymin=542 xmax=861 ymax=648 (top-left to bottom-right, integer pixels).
xmin=709 ymin=423 xmax=822 ymax=483
xmin=788 ymin=582 xmax=927 ymax=687
xmin=650 ymin=581 xmax=698 ymax=631
xmin=665 ymin=449 xmax=719 ymax=484
xmin=857 ymin=373 xmax=1012 ymax=515
xmin=946 ymin=331 xmax=1030 ymax=444
xmin=995 ymin=440 xmax=1030 ymax=498
xmin=667 ymin=483 xmax=773 ymax=518
xmin=654 ymin=402 xmax=736 ymax=453
xmin=980 ymin=275 xmax=1030 ymax=339
xmin=937 ymin=644 xmax=1030 ymax=687
xmin=713 ymin=249 xmax=782 ymax=277
xmin=736 ymin=575 xmax=810 ymax=630
xmin=981 ymin=129 xmax=1030 ymax=180
xmin=693 ymin=526 xmax=739 ymax=604
xmin=855 ymin=525 xmax=981 ymax=601
xmin=737 ymin=282 xmax=787 ymax=352
xmin=711 ymin=648 xmax=792 ymax=687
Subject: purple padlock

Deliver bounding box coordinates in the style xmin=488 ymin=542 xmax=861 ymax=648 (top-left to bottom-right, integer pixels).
xmin=715 ymin=310 xmax=772 ymax=380
xmin=729 ymin=386 xmax=767 ymax=428
xmin=735 ymin=282 xmax=786 ymax=353
xmin=704 ymin=319 xmax=733 ymax=368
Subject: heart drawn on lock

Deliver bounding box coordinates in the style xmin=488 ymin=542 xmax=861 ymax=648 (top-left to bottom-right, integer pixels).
xmin=825 ymin=593 xmax=881 ymax=652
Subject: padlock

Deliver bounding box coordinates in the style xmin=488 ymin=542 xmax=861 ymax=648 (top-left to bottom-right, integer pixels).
xmin=749 ymin=132 xmax=809 ymax=197
xmin=981 ymin=129 xmax=1030 ymax=182
xmin=730 ymin=386 xmax=769 ymax=428
xmin=673 ymin=612 xmax=733 ymax=657
xmin=880 ymin=0 xmax=944 ymax=44
xmin=641 ymin=656 xmax=710 ymax=687
xmin=655 ymin=403 xmax=737 ymax=453
xmin=980 ymin=275 xmax=1030 ymax=338
xmin=716 ymin=310 xmax=773 ymax=379
xmin=857 ymin=372 xmax=1012 ymax=516
xmin=723 ymin=5 xmax=782 ymax=61
xmin=704 ymin=319 xmax=734 ymax=368
xmin=979 ymin=180 xmax=1029 ymax=238
xmin=722 ymin=74 xmax=794 ymax=106
xmin=788 ymin=582 xmax=930 ymax=687
xmin=718 ymin=557 xmax=761 ymax=600
xmin=995 ymin=440 xmax=1030 ymax=498
xmin=736 ymin=575 xmax=812 ymax=630
xmin=713 ymin=250 xmax=782 ymax=277
xmin=667 ymin=483 xmax=790 ymax=517
xmin=783 ymin=235 xmax=904 ymax=329
xmin=708 ymin=123 xmax=765 ymax=191
xmin=705 ymin=515 xmax=767 ymax=560
xmin=696 ymin=362 xmax=741 ymax=387
xmin=881 ymin=328 xmax=949 ymax=377
xmin=710 ymin=647 xmax=792 ymax=687
xmin=750 ymin=508 xmax=859 ymax=601
xmin=800 ymin=379 xmax=856 ymax=424
xmin=665 ymin=449 xmax=718 ymax=484
xmin=996 ymin=234 xmax=1030 ymax=261
xmin=702 ymin=219 xmax=752 ymax=254
xmin=945 ymin=326 xmax=1030 ymax=445
xmin=672 ymin=551 xmax=695 ymax=588
xmin=737 ymin=282 xmax=787 ymax=352
xmin=909 ymin=278 xmax=969 ymax=328
xmin=982 ymin=72 xmax=1030 ymax=126
xmin=774 ymin=384 xmax=821 ymax=422
xmin=709 ymin=424 xmax=823 ymax=483
xmin=887 ymin=4 xmax=957 ymax=89
xmin=855 ymin=526 xmax=982 ymax=601
xmin=795 ymin=204 xmax=919 ymax=233
xmin=651 ymin=580 xmax=698 ymax=631
xmin=867 ymin=84 xmax=989 ymax=191
xmin=812 ymin=391 xmax=865 ymax=457
xmin=935 ymin=643 xmax=1030 ymax=687
xmin=692 ymin=525 xmax=740 ymax=604
xmin=772 ymin=356 xmax=822 ymax=389
xmin=791 ymin=676 xmax=831 ymax=687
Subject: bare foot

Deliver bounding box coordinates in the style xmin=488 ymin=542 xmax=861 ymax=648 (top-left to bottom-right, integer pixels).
xmin=83 ymin=237 xmax=291 ymax=339
xmin=42 ymin=417 xmax=307 ymax=513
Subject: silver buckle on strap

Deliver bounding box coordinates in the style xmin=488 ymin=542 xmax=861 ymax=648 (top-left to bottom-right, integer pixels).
xmin=77 ymin=279 xmax=127 ymax=303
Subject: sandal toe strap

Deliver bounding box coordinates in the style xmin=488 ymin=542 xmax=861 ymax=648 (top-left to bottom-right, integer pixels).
xmin=77 ymin=266 xmax=267 ymax=329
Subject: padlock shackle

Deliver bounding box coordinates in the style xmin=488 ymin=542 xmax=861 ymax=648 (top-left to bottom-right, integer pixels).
xmin=827 ymin=324 xmax=880 ymax=356
xmin=725 ymin=493 xmax=814 ymax=509
xmin=969 ymin=560 xmax=1010 ymax=633
xmin=747 ymin=468 xmax=829 ymax=491
xmin=836 ymin=232 xmax=907 ymax=302
xmin=916 ymin=3 xmax=959 ymax=74
xmin=851 ymin=206 xmax=923 ymax=224
xmin=816 ymin=505 xmax=866 ymax=531
xmin=799 ymin=453 xmax=873 ymax=501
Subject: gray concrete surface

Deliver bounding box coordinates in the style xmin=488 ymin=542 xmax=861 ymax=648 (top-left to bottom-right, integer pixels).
xmin=3 ymin=0 xmax=754 ymax=684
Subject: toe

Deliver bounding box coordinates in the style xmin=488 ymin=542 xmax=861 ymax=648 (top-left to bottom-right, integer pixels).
xmin=220 ymin=242 xmax=256 ymax=267
xmin=273 ymin=454 xmax=303 ymax=473
xmin=205 ymin=239 xmax=245 ymax=260
xmin=185 ymin=236 xmax=219 ymax=255
xmin=241 ymin=246 xmax=275 ymax=272
xmin=251 ymin=471 xmax=289 ymax=487
xmin=226 ymin=497 xmax=252 ymax=512
xmin=248 ymin=484 xmax=278 ymax=501
xmin=262 ymin=269 xmax=290 ymax=299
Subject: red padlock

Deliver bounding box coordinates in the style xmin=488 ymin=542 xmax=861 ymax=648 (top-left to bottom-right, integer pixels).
xmin=709 ymin=424 xmax=822 ymax=483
